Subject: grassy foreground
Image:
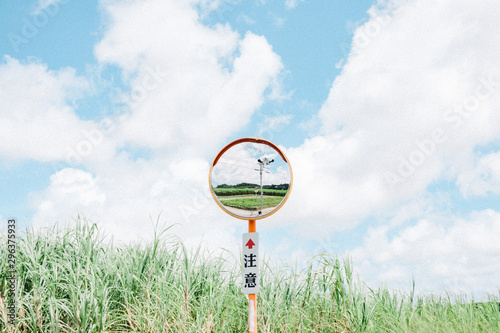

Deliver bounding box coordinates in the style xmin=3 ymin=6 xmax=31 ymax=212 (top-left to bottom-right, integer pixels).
xmin=1 ymin=218 xmax=499 ymax=332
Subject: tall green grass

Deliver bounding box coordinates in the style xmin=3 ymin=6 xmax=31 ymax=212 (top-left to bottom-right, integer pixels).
xmin=1 ymin=217 xmax=499 ymax=332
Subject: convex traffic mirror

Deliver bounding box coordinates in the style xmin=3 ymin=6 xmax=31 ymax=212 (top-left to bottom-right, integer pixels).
xmin=209 ymin=138 xmax=293 ymax=220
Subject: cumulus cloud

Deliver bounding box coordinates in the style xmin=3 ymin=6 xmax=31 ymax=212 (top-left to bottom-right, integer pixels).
xmin=20 ymin=0 xmax=500 ymax=298
xmin=282 ymin=135 xmax=388 ymax=234
xmin=32 ymin=168 xmax=106 ymax=222
xmin=257 ymin=114 xmax=292 ymax=137
xmin=95 ymin=0 xmax=282 ymax=156
xmin=457 ymin=151 xmax=500 ymax=197
xmin=0 ymin=56 xmax=100 ymax=163
xmin=285 ymin=0 xmax=304 ymax=10
xmin=274 ymin=0 xmax=500 ymax=235
xmin=26 ymin=0 xmax=285 ymax=248
xmin=31 ymin=155 xmax=240 ymax=250
xmin=351 ymin=209 xmax=500 ymax=296
xmin=266 ymin=0 xmax=500 ymax=297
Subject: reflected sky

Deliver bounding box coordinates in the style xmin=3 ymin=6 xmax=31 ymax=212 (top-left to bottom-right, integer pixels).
xmin=211 ymin=142 xmax=290 ymax=188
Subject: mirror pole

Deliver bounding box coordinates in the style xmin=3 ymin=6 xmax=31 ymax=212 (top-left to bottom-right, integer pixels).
xmin=259 ymin=165 xmax=263 ymax=210
xmin=248 ymin=219 xmax=257 ymax=332
xmin=248 ymin=219 xmax=256 ymax=233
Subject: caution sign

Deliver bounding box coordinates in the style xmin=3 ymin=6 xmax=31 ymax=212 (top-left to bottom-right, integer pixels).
xmin=242 ymin=232 xmax=259 ymax=294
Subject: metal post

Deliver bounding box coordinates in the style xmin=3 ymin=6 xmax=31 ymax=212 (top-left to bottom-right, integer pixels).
xmin=248 ymin=219 xmax=257 ymax=333
xmin=259 ymin=165 xmax=263 ymax=210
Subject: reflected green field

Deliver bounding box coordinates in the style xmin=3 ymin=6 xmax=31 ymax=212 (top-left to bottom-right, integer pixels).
xmin=213 ymin=187 xmax=287 ymax=197
xmin=219 ymin=196 xmax=284 ymax=210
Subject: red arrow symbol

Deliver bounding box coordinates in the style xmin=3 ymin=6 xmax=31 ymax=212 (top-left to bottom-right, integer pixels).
xmin=245 ymin=239 xmax=256 ymax=249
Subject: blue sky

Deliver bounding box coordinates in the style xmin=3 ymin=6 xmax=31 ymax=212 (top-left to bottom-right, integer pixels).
xmin=1 ymin=0 xmax=500 ymax=298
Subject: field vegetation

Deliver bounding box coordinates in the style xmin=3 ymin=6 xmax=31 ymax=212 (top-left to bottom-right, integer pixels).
xmin=1 ymin=217 xmax=499 ymax=332
xmin=213 ymin=184 xmax=288 ymax=198
xmin=219 ymin=196 xmax=284 ymax=210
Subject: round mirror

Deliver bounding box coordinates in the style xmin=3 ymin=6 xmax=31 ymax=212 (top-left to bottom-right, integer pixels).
xmin=209 ymin=138 xmax=293 ymax=220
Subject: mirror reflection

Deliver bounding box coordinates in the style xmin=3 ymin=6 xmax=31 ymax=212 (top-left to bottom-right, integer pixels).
xmin=210 ymin=139 xmax=292 ymax=220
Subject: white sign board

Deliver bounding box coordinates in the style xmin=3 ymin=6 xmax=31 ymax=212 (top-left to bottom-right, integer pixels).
xmin=242 ymin=232 xmax=259 ymax=294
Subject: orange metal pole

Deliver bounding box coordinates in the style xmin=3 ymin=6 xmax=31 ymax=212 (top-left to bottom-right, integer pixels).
xmin=248 ymin=219 xmax=256 ymax=233
xmin=248 ymin=219 xmax=257 ymax=332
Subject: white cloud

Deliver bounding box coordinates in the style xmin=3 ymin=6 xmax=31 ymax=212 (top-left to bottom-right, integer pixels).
xmin=257 ymin=114 xmax=292 ymax=137
xmin=273 ymin=16 xmax=286 ymax=29
xmin=22 ymin=0 xmax=500 ymax=298
xmin=270 ymin=0 xmax=500 ymax=235
xmin=33 ymin=168 xmax=106 ymax=219
xmin=95 ymin=0 xmax=282 ymax=156
xmin=30 ymin=156 xmax=241 ymax=251
xmin=0 ymin=57 xmax=100 ymax=163
xmin=351 ymin=209 xmax=500 ymax=297
xmin=285 ymin=0 xmax=304 ymax=10
xmin=263 ymin=0 xmax=500 ymax=298
xmin=457 ymin=151 xmax=500 ymax=197
xmin=237 ymin=14 xmax=256 ymax=25
xmin=23 ymin=0 xmax=282 ymax=250
xmin=281 ymin=135 xmax=389 ymax=235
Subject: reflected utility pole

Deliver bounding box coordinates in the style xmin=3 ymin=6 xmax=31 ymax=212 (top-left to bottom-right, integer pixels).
xmin=255 ymin=158 xmax=273 ymax=210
